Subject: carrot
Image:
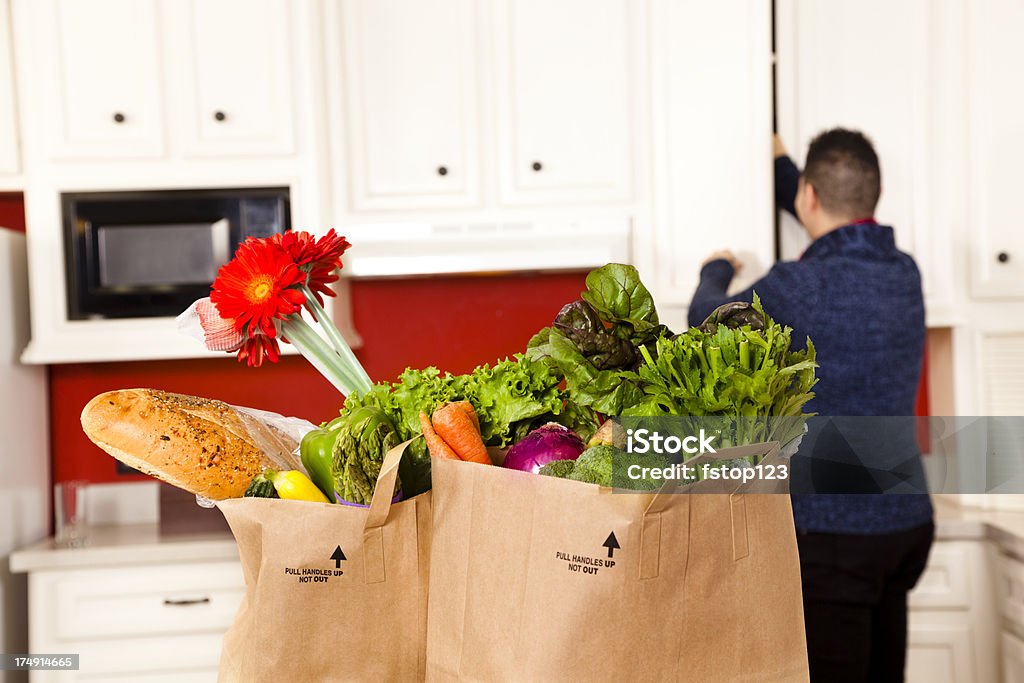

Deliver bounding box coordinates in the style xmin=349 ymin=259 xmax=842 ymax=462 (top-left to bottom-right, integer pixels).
xmin=432 ymin=403 xmax=490 ymax=465
xmin=449 ymin=401 xmax=480 ymax=433
xmin=419 ymin=411 xmax=458 ymax=460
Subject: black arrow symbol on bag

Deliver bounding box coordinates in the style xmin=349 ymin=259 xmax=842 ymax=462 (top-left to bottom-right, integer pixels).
xmin=603 ymin=532 xmax=620 ymax=558
xmin=330 ymin=546 xmax=347 ymax=569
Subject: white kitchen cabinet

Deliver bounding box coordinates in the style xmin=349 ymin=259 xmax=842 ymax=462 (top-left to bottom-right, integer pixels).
xmin=35 ymin=0 xmax=165 ymax=160
xmin=13 ymin=0 xmax=329 ymax=363
xmin=17 ymin=0 xmax=302 ymax=165
xmin=0 ymin=0 xmax=20 ymax=176
xmin=775 ymin=0 xmax=964 ymax=320
xmin=24 ymin=560 xmax=243 ymax=682
xmin=999 ymin=551 xmax=1024 ymax=682
xmin=336 ymin=0 xmax=480 ymax=210
xmin=778 ymin=0 xmax=928 ymax=255
xmin=1004 ymin=631 xmax=1024 ymax=683
xmin=643 ymin=0 xmax=773 ymax=313
xmin=493 ymin=0 xmax=633 ymax=205
xmin=906 ymin=621 xmax=974 ymax=683
xmin=965 ymin=0 xmax=1024 ymax=299
xmin=905 ymin=540 xmax=999 ymax=683
xmin=172 ymin=0 xmax=295 ymax=158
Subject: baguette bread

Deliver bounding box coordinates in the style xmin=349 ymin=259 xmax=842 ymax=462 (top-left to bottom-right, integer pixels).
xmin=81 ymin=389 xmax=300 ymax=500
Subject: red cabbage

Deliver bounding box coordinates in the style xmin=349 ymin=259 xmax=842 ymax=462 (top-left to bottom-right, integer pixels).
xmin=503 ymin=423 xmax=586 ymax=474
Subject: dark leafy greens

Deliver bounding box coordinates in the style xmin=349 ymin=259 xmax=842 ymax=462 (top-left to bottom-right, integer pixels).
xmin=697 ymin=300 xmax=766 ymax=334
xmin=579 ymin=263 xmax=662 ymax=338
xmin=527 ymin=264 xmax=670 ymax=414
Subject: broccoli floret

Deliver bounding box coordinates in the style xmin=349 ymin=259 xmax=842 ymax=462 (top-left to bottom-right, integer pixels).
xmin=538 ymin=459 xmax=577 ymax=479
xmin=568 ymin=445 xmax=668 ymax=490
xmin=568 ymin=446 xmax=616 ymax=486
xmin=611 ymin=452 xmax=666 ymax=491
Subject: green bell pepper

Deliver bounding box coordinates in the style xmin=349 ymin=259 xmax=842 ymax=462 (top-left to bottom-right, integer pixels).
xmin=300 ymin=416 xmax=344 ymax=502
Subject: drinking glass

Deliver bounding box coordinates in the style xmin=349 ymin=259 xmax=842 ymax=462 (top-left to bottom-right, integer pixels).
xmin=54 ymin=480 xmax=88 ymax=548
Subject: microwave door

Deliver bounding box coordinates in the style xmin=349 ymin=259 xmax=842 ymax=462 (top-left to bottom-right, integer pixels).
xmin=97 ymin=219 xmax=231 ymax=289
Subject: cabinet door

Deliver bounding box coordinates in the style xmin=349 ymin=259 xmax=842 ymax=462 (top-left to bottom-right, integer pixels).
xmin=173 ymin=0 xmax=295 ymax=157
xmin=494 ymin=0 xmax=632 ymax=204
xmin=967 ymin=0 xmax=1024 ymax=298
xmin=778 ymin=1 xmax=938 ymax=294
xmin=645 ymin=0 xmax=773 ymax=309
xmin=0 ymin=0 xmax=19 ymax=174
xmin=40 ymin=0 xmax=164 ymax=159
xmin=1005 ymin=631 xmax=1024 ymax=683
xmin=905 ymin=620 xmax=974 ymax=683
xmin=339 ymin=0 xmax=479 ymax=210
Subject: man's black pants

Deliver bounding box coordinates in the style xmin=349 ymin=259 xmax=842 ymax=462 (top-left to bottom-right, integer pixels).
xmin=796 ymin=521 xmax=935 ymax=683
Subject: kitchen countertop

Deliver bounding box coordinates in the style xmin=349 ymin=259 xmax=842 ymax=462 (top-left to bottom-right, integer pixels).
xmin=8 ymin=523 xmax=237 ymax=573
xmin=10 ymin=497 xmax=1024 ymax=573
xmin=933 ymin=495 xmax=1024 ymax=558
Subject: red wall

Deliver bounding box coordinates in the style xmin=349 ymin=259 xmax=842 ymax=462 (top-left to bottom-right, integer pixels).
xmin=0 ymin=193 xmax=26 ymax=231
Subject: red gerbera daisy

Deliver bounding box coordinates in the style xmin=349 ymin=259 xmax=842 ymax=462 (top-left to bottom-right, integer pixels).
xmin=236 ymin=333 xmax=281 ymax=367
xmin=210 ymin=239 xmax=306 ymax=338
xmin=272 ymin=230 xmax=319 ymax=265
xmin=273 ymin=229 xmax=351 ymax=305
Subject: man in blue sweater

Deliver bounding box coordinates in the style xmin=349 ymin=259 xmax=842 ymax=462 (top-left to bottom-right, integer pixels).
xmin=688 ymin=129 xmax=934 ymax=682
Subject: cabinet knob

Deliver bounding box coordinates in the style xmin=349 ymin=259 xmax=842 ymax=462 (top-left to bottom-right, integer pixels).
xmin=531 ymin=161 xmax=543 ymax=172
xmin=998 ymin=251 xmax=1011 ymax=264
xmin=214 ymin=111 xmax=227 ymax=122
xmin=112 ymin=112 xmax=126 ymax=124
xmin=437 ymin=166 xmax=448 ymax=177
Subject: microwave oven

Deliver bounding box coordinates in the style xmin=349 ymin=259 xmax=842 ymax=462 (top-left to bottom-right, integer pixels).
xmin=63 ymin=187 xmax=290 ymax=320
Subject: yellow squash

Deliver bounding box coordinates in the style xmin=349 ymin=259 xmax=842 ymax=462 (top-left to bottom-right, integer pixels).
xmin=265 ymin=469 xmax=332 ymax=503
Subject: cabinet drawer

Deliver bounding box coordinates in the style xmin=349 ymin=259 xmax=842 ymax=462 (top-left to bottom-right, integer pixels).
xmin=35 ymin=562 xmax=244 ymax=642
xmin=28 ymin=633 xmax=223 ymax=683
xmin=909 ymin=542 xmax=971 ymax=609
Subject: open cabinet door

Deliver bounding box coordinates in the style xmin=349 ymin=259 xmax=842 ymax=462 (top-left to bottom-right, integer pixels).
xmin=644 ymin=0 xmax=775 ymax=329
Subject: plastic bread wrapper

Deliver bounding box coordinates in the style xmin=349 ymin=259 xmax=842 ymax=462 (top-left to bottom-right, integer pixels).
xmin=195 ymin=405 xmax=319 ymax=509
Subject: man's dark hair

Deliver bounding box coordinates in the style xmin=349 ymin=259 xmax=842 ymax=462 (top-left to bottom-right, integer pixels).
xmin=803 ymin=128 xmax=881 ymax=219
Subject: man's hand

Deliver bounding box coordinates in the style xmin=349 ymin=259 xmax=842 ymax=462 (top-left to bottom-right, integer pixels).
xmin=773 ymin=134 xmax=787 ymax=159
xmin=703 ymin=250 xmax=742 ymax=272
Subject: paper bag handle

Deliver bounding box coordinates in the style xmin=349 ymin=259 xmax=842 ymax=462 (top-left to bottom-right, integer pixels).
xmin=643 ymin=440 xmax=781 ymax=515
xmin=364 ymin=438 xmax=412 ymax=531
xmin=639 ymin=440 xmax=781 ymax=580
xmin=362 ymin=438 xmax=415 ymax=584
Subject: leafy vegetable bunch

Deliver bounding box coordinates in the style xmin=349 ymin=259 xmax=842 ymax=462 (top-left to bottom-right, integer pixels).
xmin=626 ymin=294 xmax=817 ymax=446
xmin=335 ymin=354 xmax=594 ymax=498
xmin=526 ymin=265 xmax=817 ymax=448
xmin=527 ymin=264 xmax=670 ymax=415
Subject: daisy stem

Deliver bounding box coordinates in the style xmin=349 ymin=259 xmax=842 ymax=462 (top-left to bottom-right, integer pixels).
xmin=282 ymin=315 xmax=364 ymax=396
xmin=300 ymin=285 xmax=373 ymax=393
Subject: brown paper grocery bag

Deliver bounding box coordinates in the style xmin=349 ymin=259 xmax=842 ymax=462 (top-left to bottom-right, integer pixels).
xmin=426 ymin=441 xmax=808 ymax=682
xmin=217 ymin=440 xmax=431 ymax=682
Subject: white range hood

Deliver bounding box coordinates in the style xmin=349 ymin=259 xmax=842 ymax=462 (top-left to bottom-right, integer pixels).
xmin=340 ymin=213 xmax=632 ymax=277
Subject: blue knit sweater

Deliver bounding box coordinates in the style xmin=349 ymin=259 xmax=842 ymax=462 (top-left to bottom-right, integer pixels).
xmin=687 ymin=157 xmax=933 ymax=534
